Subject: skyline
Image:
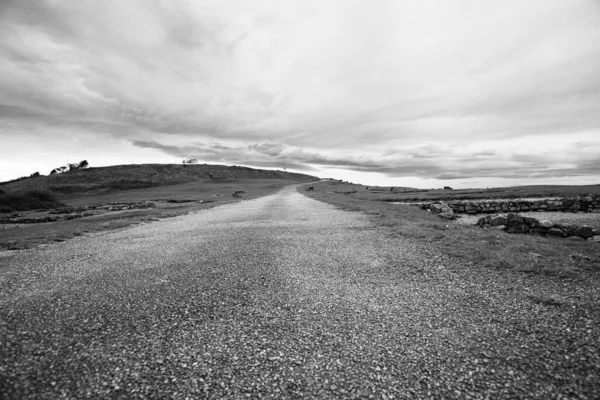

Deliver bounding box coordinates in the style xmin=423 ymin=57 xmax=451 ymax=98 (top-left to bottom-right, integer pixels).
xmin=1 ymin=0 xmax=600 ymax=188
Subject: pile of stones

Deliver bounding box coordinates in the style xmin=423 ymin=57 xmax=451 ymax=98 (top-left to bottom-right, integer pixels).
xmin=0 ymin=201 xmax=155 ymax=224
xmin=476 ymin=213 xmax=600 ymax=242
xmin=427 ymin=202 xmax=459 ymax=220
xmin=0 ymin=213 xmax=92 ymax=224
xmin=104 ymin=201 xmax=154 ymax=211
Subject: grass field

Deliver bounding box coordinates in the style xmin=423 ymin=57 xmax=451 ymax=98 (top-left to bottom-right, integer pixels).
xmin=299 ymin=180 xmax=600 ymax=277
xmin=0 ymin=164 xmax=318 ymax=251
xmin=323 ymin=180 xmax=600 ymax=203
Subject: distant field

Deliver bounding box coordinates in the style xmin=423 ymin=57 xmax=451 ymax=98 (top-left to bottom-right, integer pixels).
xmin=319 ymin=180 xmax=600 ymax=202
xmin=300 ymin=180 xmax=600 ymax=277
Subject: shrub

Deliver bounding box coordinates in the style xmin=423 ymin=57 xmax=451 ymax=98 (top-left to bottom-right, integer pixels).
xmin=52 ymin=160 xmax=89 ymax=174
xmin=0 ymin=190 xmax=64 ymax=213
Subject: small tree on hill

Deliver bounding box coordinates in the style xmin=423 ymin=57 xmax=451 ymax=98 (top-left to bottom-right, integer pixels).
xmin=50 ymin=160 xmax=89 ymax=174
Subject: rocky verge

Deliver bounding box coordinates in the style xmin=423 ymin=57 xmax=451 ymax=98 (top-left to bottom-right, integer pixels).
xmin=0 ymin=201 xmax=155 ymax=224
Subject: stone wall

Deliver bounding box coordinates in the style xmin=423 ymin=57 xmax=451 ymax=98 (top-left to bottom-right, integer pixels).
xmin=0 ymin=201 xmax=155 ymax=224
xmin=417 ymin=195 xmax=600 ymax=215
xmin=476 ymin=213 xmax=600 ymax=242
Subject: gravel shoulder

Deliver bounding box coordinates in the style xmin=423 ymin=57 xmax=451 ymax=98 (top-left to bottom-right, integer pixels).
xmin=1 ymin=186 xmax=599 ymax=399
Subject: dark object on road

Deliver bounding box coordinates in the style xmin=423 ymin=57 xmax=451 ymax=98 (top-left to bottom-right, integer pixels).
xmin=306 ymin=187 xmax=314 ymax=191
xmin=234 ymin=191 xmax=245 ymax=194
xmin=444 ymin=186 xmax=453 ymax=190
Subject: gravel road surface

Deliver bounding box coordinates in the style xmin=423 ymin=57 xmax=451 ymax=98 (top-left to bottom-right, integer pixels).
xmin=1 ymin=186 xmax=599 ymax=399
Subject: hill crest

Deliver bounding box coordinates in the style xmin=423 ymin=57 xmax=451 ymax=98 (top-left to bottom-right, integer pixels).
xmin=0 ymin=164 xmax=318 ymax=198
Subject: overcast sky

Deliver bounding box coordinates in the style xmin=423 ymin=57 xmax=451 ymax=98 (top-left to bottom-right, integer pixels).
xmin=1 ymin=0 xmax=599 ymax=188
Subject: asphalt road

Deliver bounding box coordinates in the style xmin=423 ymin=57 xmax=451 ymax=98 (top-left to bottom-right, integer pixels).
xmin=1 ymin=186 xmax=599 ymax=399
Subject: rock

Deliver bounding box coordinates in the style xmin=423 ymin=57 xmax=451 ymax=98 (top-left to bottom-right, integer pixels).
xmin=547 ymin=227 xmax=565 ymax=237
xmin=523 ymin=217 xmax=539 ymax=228
xmin=506 ymin=223 xmax=530 ymax=234
xmin=538 ymin=220 xmax=553 ymax=228
xmin=533 ymin=227 xmax=549 ymax=234
xmin=565 ymin=225 xmax=580 ymax=236
xmin=476 ymin=216 xmax=492 ymax=226
xmin=588 ymin=235 xmax=600 ymax=243
xmin=490 ymin=215 xmax=508 ymax=226
xmin=574 ymin=226 xmax=594 ymax=239
xmin=507 ymin=213 xmax=524 ymax=225
xmin=492 ymin=225 xmax=506 ymax=230
xmin=430 ymin=202 xmax=452 ymax=214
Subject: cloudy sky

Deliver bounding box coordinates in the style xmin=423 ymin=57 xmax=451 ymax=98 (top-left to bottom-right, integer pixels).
xmin=1 ymin=0 xmax=599 ymax=188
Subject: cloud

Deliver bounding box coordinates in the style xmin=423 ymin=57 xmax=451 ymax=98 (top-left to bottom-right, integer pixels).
xmin=130 ymin=129 xmax=600 ymax=181
xmin=248 ymin=143 xmax=286 ymax=157
xmin=1 ymin=0 xmax=599 ymax=185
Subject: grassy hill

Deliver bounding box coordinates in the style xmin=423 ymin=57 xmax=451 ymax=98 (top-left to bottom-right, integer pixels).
xmin=0 ymin=164 xmax=318 ymax=199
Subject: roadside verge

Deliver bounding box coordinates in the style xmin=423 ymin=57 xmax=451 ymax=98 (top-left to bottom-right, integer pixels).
xmin=298 ymin=181 xmax=600 ymax=277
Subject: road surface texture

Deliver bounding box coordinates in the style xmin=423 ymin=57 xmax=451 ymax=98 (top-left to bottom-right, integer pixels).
xmin=1 ymin=186 xmax=599 ymax=399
